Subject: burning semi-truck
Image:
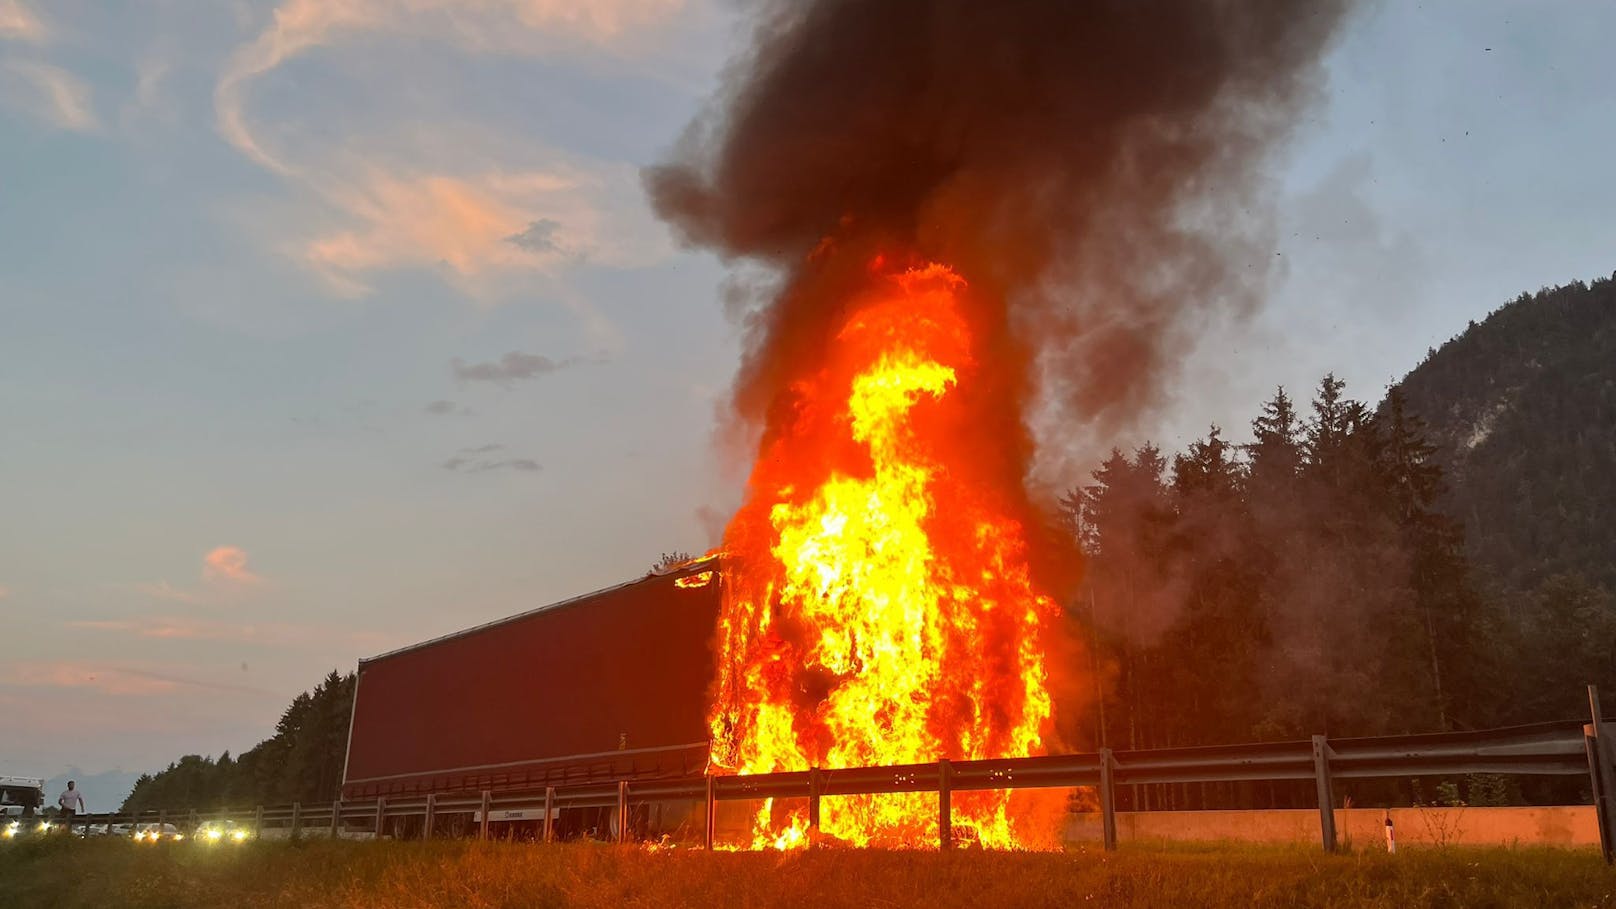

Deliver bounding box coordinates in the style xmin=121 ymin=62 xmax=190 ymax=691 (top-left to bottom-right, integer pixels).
xmin=340 ymin=557 xmax=721 ymax=840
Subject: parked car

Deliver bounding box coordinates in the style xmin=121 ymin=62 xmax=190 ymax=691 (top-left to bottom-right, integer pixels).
xmin=196 ymin=819 xmax=252 ymax=844
xmin=132 ymin=822 xmax=184 ymax=842
xmin=2 ymin=818 xmax=56 ymax=839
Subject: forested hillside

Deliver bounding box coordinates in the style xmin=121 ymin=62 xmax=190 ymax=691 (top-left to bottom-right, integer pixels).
xmin=1394 ymin=274 xmax=1616 ymax=595
xmin=121 ymin=671 xmax=354 ymax=813
xmin=1066 ymin=378 xmax=1489 ymax=748
xmin=1063 ymin=369 xmax=1616 ymax=769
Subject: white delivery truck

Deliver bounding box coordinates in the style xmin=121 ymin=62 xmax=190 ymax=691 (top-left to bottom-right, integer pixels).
xmin=1 ymin=775 xmax=45 ymax=838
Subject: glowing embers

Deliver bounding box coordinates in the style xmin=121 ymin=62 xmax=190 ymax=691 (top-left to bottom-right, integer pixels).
xmin=675 ymin=571 xmax=715 ymax=589
xmin=709 ymin=262 xmax=1056 ymax=849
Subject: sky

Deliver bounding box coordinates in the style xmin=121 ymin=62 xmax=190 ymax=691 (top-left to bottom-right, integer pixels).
xmin=2 ymin=0 xmax=1614 ymax=803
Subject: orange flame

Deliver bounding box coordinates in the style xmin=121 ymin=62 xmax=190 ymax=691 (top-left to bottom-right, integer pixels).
xmin=675 ymin=571 xmax=715 ymax=589
xmin=710 ymin=261 xmax=1058 ymax=848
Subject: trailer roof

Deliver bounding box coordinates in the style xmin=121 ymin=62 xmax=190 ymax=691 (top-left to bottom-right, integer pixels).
xmin=357 ymin=554 xmax=722 ymax=667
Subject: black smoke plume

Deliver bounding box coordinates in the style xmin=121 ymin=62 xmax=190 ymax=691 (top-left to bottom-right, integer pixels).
xmin=649 ymin=0 xmax=1356 ymax=468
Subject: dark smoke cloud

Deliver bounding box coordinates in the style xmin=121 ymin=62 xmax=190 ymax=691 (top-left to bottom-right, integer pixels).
xmin=648 ymin=0 xmax=1356 ymax=469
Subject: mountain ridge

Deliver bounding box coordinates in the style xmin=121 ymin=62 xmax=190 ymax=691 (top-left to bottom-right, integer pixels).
xmin=1394 ymin=272 xmax=1616 ymax=594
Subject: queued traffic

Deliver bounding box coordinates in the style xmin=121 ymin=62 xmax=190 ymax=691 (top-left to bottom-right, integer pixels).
xmin=2 ymin=775 xmax=252 ymax=845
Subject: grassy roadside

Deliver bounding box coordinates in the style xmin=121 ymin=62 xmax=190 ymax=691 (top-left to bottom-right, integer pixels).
xmin=1 ymin=837 xmax=1611 ymax=909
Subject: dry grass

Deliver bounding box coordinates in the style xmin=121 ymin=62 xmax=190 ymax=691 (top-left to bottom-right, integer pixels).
xmin=3 ymin=836 xmax=1612 ymax=909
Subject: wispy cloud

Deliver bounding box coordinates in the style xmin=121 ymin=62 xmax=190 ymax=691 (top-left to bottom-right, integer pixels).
xmin=1 ymin=60 xmax=97 ymax=132
xmin=67 ymin=616 xmax=406 ymax=659
xmin=1 ymin=660 xmax=278 ymax=698
xmin=4 ymin=661 xmax=177 ymax=696
xmin=452 ymin=350 xmax=595 ymax=386
xmin=442 ymin=457 xmax=542 ymax=474
xmin=301 ymin=169 xmax=595 ymax=297
xmin=72 ymin=616 xmax=300 ymax=645
xmin=440 ymin=443 xmax=540 ymax=474
xmin=132 ymin=580 xmax=205 ymax=605
xmin=118 ymin=52 xmax=174 ymax=130
xmin=507 ymin=218 xmax=564 ymax=254
xmin=216 ymin=0 xmax=684 ymax=172
xmin=0 ymin=0 xmax=46 ymax=43
xmin=424 ymin=399 xmax=473 ymax=416
xmin=213 ymin=0 xmax=681 ymax=299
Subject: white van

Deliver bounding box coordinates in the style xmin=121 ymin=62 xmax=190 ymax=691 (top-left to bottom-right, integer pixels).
xmin=0 ymin=775 xmax=45 ymax=819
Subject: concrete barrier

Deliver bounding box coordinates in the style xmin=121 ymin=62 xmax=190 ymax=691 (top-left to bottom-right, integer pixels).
xmin=1065 ymin=805 xmax=1600 ymax=848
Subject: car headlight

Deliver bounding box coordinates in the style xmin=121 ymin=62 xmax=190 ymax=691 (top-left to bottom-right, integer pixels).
xmin=231 ymin=830 xmax=249 ymax=842
xmin=173 ymin=833 xmax=184 ymax=841
xmin=205 ymin=828 xmax=224 ymax=841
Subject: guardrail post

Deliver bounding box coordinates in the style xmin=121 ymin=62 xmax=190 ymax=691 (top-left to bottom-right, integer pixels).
xmin=423 ymin=793 xmax=436 ymax=841
xmin=290 ymin=802 xmax=301 ymax=841
xmin=808 ymin=767 xmax=822 ymax=834
xmin=1099 ymin=748 xmax=1118 ymax=852
xmin=1588 ymin=685 xmax=1615 ymax=865
xmin=703 ymin=776 xmax=716 ymax=851
xmin=373 ymin=797 xmax=386 ymax=840
xmin=330 ymin=800 xmax=341 ymax=839
xmin=542 ymin=787 xmax=555 ymax=843
xmin=479 ymin=790 xmax=491 ymax=841
xmin=616 ymin=781 xmax=630 ymax=843
xmin=1311 ymin=735 xmax=1337 ymax=853
xmin=253 ymin=805 xmax=264 ymax=839
xmin=938 ymin=759 xmax=952 ymax=850
xmin=188 ymin=808 xmax=197 ymax=834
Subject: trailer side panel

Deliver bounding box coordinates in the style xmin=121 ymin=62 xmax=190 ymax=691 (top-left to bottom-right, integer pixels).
xmin=342 ymin=569 xmax=720 ymax=799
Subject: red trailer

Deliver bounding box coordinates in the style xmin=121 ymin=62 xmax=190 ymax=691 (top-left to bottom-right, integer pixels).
xmin=341 ymin=558 xmax=721 ymax=833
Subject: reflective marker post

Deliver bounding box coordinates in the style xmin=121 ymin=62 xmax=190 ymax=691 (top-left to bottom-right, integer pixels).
xmin=542 ymin=787 xmax=555 ymax=843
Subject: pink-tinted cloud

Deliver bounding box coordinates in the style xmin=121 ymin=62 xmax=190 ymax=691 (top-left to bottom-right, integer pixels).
xmin=0 ymin=1 xmax=46 ymax=43
xmin=130 ymin=547 xmax=264 ymax=606
xmin=131 ymin=580 xmax=205 ymax=605
xmin=213 ymin=1 xmax=677 ymax=300
xmin=70 ymin=616 xmax=295 ymax=644
xmin=285 ymin=158 xmax=661 ymax=299
xmin=216 ymin=0 xmax=683 ymax=173
xmin=203 ymin=545 xmax=261 ymax=585
xmin=3 ymin=660 xmax=284 ymax=699
xmin=1 ymin=60 xmax=97 ymax=132
xmin=304 ymin=170 xmax=547 ymax=297
xmin=0 ymin=584 xmax=10 ymax=600
xmin=68 ymin=616 xmax=407 ymax=656
xmin=4 ymin=661 xmax=178 ymax=696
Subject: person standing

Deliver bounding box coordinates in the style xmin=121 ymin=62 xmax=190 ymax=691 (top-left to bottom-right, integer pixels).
xmin=57 ymin=781 xmax=85 ymax=833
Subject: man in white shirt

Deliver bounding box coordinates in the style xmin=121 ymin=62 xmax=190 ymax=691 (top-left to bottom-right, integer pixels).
xmin=57 ymin=781 xmax=85 ymax=830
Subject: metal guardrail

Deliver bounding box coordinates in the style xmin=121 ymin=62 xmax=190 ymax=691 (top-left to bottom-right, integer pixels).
xmin=46 ymin=689 xmax=1616 ymax=862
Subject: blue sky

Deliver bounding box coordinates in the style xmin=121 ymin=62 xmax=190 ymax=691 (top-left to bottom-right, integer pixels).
xmin=2 ymin=0 xmax=1613 ymax=797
